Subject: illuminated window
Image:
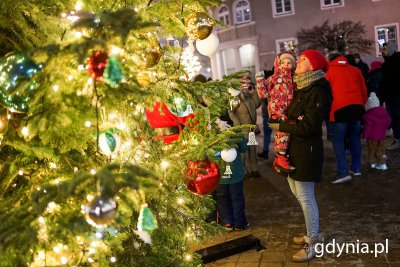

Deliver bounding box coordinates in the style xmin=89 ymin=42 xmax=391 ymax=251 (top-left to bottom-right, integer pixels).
xmin=218 ymin=5 xmax=230 ymax=26
xmin=321 ymin=0 xmax=344 ymax=9
xmin=272 ymin=0 xmax=294 ymax=17
xmin=234 ymin=0 xmax=251 ymax=24
xmin=375 ymin=23 xmax=399 ymax=56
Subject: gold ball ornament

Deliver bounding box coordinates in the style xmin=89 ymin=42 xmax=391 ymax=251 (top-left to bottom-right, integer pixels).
xmin=144 ymin=50 xmax=161 ymax=69
xmin=137 ymin=71 xmax=151 ymax=87
xmin=185 ymin=12 xmax=214 ymax=40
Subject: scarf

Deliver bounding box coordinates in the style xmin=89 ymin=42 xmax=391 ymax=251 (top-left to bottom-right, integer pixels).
xmin=293 ymin=70 xmax=325 ymax=90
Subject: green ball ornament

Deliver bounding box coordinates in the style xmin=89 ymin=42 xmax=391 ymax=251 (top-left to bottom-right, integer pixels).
xmin=98 ymin=131 xmax=121 ymax=157
xmin=0 ymin=52 xmax=42 ymax=113
xmin=166 ymin=94 xmax=193 ymax=117
xmin=104 ymin=56 xmax=125 ymax=87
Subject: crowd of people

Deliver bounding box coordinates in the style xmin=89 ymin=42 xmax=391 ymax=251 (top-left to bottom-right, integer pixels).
xmin=210 ymin=42 xmax=400 ymax=263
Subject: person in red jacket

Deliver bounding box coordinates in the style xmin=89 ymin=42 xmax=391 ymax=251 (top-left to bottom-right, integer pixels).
xmin=326 ymin=52 xmax=368 ymax=184
xmin=362 ymin=92 xmax=391 ymax=171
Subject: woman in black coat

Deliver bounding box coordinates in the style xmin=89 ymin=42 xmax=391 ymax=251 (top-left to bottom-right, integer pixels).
xmin=269 ymin=50 xmax=332 ymax=262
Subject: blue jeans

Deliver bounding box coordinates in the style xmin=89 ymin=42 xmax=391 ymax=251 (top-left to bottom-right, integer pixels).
xmin=332 ymin=120 xmax=362 ymax=174
xmin=262 ymin=114 xmax=272 ymax=152
xmin=386 ymin=96 xmax=400 ymax=140
xmin=287 ymin=177 xmax=319 ymax=240
xmin=215 ymin=181 xmax=247 ymax=228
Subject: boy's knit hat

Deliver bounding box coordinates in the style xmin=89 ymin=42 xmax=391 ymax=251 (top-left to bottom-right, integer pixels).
xmin=279 ymin=52 xmax=296 ymax=66
xmin=365 ymin=92 xmax=380 ymax=111
xmin=300 ymin=50 xmax=329 ymax=72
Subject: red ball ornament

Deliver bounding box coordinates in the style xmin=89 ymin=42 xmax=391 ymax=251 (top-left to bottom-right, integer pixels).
xmin=87 ymin=51 xmax=109 ymax=80
xmin=184 ymin=158 xmax=220 ymax=195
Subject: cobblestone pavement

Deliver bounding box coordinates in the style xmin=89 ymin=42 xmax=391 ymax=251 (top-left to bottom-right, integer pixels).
xmin=203 ymin=120 xmax=400 ymax=267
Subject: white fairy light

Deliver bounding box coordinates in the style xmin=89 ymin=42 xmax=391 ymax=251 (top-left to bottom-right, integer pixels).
xmin=78 ymin=65 xmax=85 ymax=71
xmin=18 ymin=170 xmax=23 ymax=176
xmin=60 ymin=256 xmax=68 ymax=264
xmin=90 ymin=169 xmax=96 ymax=175
xmin=160 ymin=160 xmax=169 ymax=169
xmin=74 ymin=31 xmax=83 ymax=38
xmin=184 ymin=253 xmax=192 ymax=261
xmin=177 ymin=198 xmax=185 ymax=204
xmin=21 ymin=126 xmax=29 ymax=136
xmin=38 ymin=251 xmax=45 ymax=259
xmin=85 ymin=121 xmax=92 ymax=127
xmin=75 ymin=0 xmax=83 ymax=11
xmin=38 ymin=217 xmax=45 ymax=224
xmin=110 ymin=256 xmax=116 ymax=263
xmin=49 ymin=162 xmax=57 ymax=169
xmin=68 ymin=75 xmax=73 ymax=80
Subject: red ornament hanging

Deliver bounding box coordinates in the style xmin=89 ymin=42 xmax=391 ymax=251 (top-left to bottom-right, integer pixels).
xmin=183 ymin=158 xmax=220 ymax=195
xmin=87 ymin=51 xmax=109 ymax=80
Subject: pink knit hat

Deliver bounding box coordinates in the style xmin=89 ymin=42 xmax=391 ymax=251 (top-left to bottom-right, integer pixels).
xmin=300 ymin=50 xmax=329 ymax=72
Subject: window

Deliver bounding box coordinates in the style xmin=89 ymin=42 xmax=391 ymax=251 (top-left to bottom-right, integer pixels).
xmin=321 ymin=0 xmax=344 ymax=9
xmin=239 ymin=44 xmax=255 ymax=78
xmin=375 ymin=23 xmax=399 ymax=56
xmin=234 ymin=0 xmax=251 ymax=24
xmin=218 ymin=5 xmax=230 ymax=26
xmin=272 ymin=0 xmax=294 ymax=17
xmin=222 ymin=48 xmax=237 ymax=74
xmin=275 ymin=38 xmax=298 ymax=54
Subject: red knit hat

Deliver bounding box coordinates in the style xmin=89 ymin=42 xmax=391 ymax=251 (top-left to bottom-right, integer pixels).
xmin=300 ymin=50 xmax=329 ymax=72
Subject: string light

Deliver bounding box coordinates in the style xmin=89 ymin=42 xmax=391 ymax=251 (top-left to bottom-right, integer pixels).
xmin=21 ymin=126 xmax=29 ymax=136
xmin=85 ymin=121 xmax=92 ymax=127
xmin=49 ymin=162 xmax=57 ymax=168
xmin=184 ymin=253 xmax=192 ymax=261
xmin=90 ymin=169 xmax=96 ymax=175
xmin=110 ymin=256 xmax=116 ymax=263
xmin=53 ymin=85 xmax=59 ymax=92
xmin=160 ymin=160 xmax=169 ymax=169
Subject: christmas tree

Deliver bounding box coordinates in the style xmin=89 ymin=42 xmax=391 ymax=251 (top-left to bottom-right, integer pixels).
xmin=0 ymin=0 xmax=248 ymax=266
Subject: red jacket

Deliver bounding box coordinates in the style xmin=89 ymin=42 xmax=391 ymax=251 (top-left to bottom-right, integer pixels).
xmin=326 ymin=56 xmax=368 ymax=121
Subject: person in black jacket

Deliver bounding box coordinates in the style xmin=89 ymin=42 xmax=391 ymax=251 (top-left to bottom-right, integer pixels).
xmin=379 ymin=42 xmax=400 ymax=150
xmin=269 ymin=50 xmax=332 ymax=262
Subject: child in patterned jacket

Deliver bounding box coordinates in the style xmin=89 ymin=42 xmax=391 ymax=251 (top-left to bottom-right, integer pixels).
xmin=256 ymin=52 xmax=296 ymax=173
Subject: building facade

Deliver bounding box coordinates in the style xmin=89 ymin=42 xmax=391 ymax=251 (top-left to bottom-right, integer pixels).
xmin=209 ymin=0 xmax=400 ymax=80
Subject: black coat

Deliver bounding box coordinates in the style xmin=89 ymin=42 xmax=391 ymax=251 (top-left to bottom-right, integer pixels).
xmin=280 ymin=78 xmax=332 ymax=182
xmin=379 ymin=52 xmax=400 ymax=102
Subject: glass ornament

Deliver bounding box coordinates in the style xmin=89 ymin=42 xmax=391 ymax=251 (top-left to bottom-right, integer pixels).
xmin=196 ymin=33 xmax=220 ymax=56
xmin=98 ymin=131 xmax=121 ymax=157
xmin=166 ymin=94 xmax=192 ymax=117
xmin=85 ymin=196 xmax=118 ymax=227
xmin=185 ymin=12 xmax=214 ymax=40
xmin=221 ymin=148 xmax=237 ymax=163
xmin=87 ymin=51 xmax=108 ymax=80
xmin=184 ymin=158 xmax=220 ymax=195
xmin=0 ymin=52 xmax=42 ymax=113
